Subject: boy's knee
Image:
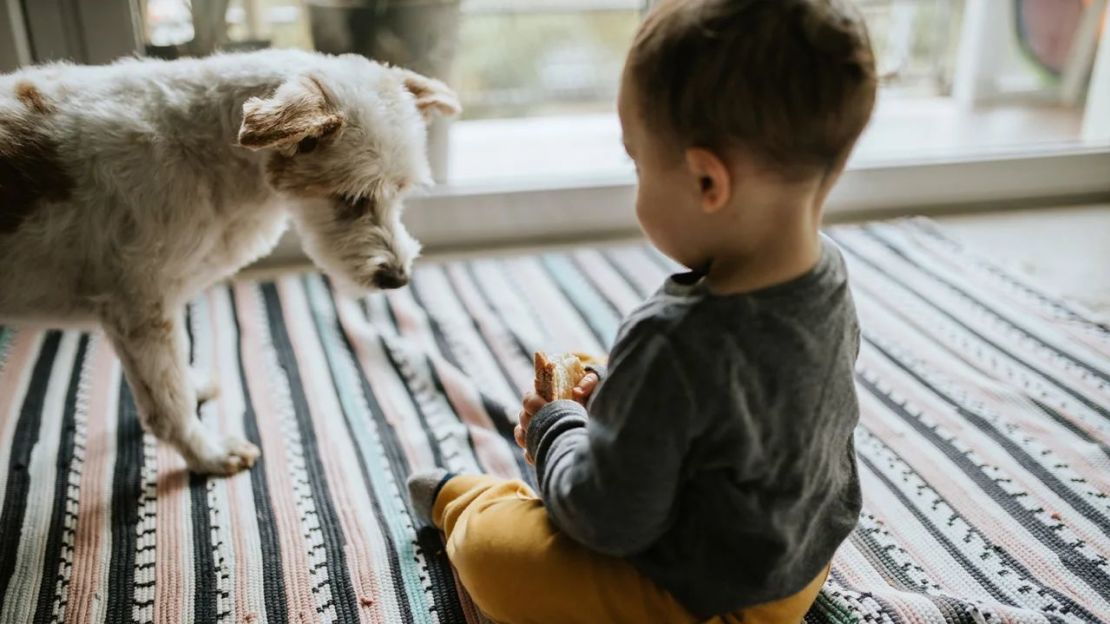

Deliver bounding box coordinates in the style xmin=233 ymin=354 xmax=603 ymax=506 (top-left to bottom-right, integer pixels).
xmin=448 ymin=532 xmax=524 ymax=620
xmin=446 ymin=496 xmax=549 ymax=617
xmin=448 ymin=505 xmax=528 ymax=578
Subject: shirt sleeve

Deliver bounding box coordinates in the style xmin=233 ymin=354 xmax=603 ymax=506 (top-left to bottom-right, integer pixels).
xmin=525 ymin=330 xmax=698 ymax=556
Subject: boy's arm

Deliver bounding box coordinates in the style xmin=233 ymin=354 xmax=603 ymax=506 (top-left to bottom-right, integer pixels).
xmin=525 ymin=332 xmax=697 ymax=557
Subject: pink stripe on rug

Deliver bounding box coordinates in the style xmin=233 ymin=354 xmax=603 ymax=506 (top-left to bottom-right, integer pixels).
xmin=857 ymin=471 xmax=1004 ymax=606
xmin=502 ymin=256 xmax=603 ymax=354
xmin=277 ymin=276 xmax=384 ymax=624
xmin=207 ymin=289 xmax=266 ymax=622
xmin=833 ymin=538 xmax=935 ymax=624
xmin=385 ymin=288 xmax=519 ymax=479
xmin=572 ymin=249 xmax=644 ymax=316
xmin=64 ymin=339 xmax=119 ymax=624
xmin=0 ymin=331 xmax=42 ymax=508
xmin=154 ymin=440 xmax=192 ymax=623
xmin=411 ymin=266 xmax=519 ymax=406
xmin=333 ymin=296 xmax=438 ymax=473
xmin=233 ymin=282 xmax=318 ymax=623
xmin=904 ymin=223 xmax=1110 ymax=361
xmin=856 ymin=295 xmax=1110 ymax=540
xmin=857 ymin=397 xmax=1110 ymax=615
xmin=444 ymin=264 xmax=533 ymax=395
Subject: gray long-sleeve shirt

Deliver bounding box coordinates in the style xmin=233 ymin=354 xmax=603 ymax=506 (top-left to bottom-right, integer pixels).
xmin=526 ymin=237 xmax=862 ymax=618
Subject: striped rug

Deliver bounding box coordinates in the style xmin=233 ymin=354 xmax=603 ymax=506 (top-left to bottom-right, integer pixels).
xmin=0 ymin=219 xmax=1107 ymax=624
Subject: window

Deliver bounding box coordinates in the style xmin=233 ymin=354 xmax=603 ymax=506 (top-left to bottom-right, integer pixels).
xmin=446 ymin=0 xmax=1109 ymax=183
xmin=128 ymin=0 xmax=1110 ymax=193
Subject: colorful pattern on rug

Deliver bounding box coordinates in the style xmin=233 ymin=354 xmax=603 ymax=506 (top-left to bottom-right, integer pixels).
xmin=0 ymin=219 xmax=1107 ymax=624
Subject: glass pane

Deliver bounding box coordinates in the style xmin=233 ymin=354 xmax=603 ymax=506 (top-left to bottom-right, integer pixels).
xmin=455 ymin=9 xmax=641 ymax=120
xmin=860 ymin=0 xmax=965 ymax=97
xmin=135 ymin=0 xmax=1108 ymax=185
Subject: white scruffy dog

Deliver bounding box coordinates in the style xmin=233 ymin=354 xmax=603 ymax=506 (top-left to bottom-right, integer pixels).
xmin=0 ymin=49 xmax=459 ymax=474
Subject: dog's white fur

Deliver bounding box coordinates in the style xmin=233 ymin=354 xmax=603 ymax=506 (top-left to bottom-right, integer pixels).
xmin=0 ymin=49 xmax=460 ymax=474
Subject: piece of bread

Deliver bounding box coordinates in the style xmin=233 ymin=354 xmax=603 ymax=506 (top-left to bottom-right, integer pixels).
xmin=534 ymin=352 xmax=589 ymax=401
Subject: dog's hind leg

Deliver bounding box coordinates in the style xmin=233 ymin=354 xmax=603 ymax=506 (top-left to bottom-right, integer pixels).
xmin=189 ymin=366 xmax=220 ymax=404
xmin=101 ymin=303 xmax=260 ymax=475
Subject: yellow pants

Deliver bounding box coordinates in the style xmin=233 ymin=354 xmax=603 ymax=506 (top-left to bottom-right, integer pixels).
xmin=433 ymin=474 xmax=829 ymax=624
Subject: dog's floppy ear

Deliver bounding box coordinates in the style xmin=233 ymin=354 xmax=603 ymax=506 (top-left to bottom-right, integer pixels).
xmin=238 ymin=76 xmax=344 ymax=150
xmin=393 ymin=68 xmax=462 ymax=121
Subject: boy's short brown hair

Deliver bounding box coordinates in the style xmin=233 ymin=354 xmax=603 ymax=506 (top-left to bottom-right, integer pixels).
xmin=626 ymin=0 xmax=877 ymax=179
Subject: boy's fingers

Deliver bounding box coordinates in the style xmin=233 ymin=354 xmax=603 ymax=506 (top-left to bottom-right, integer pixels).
xmin=523 ymin=392 xmax=547 ymax=415
xmin=514 ymin=424 xmax=527 ymax=450
xmin=573 ymin=373 xmax=599 ymax=404
xmin=518 ymin=408 xmax=531 ymax=429
xmin=576 ymin=372 xmax=599 ymax=391
xmin=524 ymin=451 xmax=535 ymax=466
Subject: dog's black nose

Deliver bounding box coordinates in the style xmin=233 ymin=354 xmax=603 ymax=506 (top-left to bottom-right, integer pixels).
xmin=374 ymin=267 xmax=409 ymax=290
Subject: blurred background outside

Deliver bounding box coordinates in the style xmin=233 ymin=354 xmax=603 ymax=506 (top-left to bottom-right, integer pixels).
xmin=137 ymin=0 xmax=1109 ymax=185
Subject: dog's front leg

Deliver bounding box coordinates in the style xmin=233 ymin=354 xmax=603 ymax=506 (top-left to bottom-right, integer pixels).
xmin=101 ymin=304 xmax=260 ymax=475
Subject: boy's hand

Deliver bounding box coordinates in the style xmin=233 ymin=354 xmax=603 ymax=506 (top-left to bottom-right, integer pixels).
xmin=572 ymin=372 xmax=600 ymax=405
xmin=515 ymin=389 xmax=549 ymax=464
xmin=514 ymin=372 xmax=598 ymax=465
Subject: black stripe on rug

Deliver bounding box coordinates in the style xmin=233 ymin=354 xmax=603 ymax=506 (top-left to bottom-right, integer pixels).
xmin=849 ymin=523 xmax=979 ymax=623
xmin=31 ymin=334 xmax=88 ymax=624
xmin=407 ymin=281 xmax=525 ymax=455
xmin=854 ymin=451 xmax=1032 ymax=612
xmin=416 ymin=525 xmax=469 ymax=624
xmin=832 ymin=232 xmax=1109 ymax=421
xmin=905 ymin=220 xmax=1110 ymax=335
xmin=0 ymin=332 xmax=60 ymax=604
xmin=862 ymin=225 xmax=1109 ymax=385
xmin=600 ymin=249 xmax=654 ymax=300
xmin=439 ymin=274 xmax=528 ymax=393
xmin=537 ymin=254 xmax=610 ymax=348
xmin=228 ymin=286 xmax=289 ymax=624
xmin=866 ymin=336 xmax=1109 ymax=529
xmin=464 ymin=261 xmax=539 ymax=362
xmin=105 ymin=379 xmax=145 ymax=621
xmin=186 ymin=303 xmax=220 ymax=622
xmin=306 ymin=276 xmax=421 ymax=624
xmin=261 ymin=282 xmax=358 ymax=621
xmin=856 ymin=379 xmax=1109 ymax=617
xmin=189 ymin=473 xmax=217 ymax=620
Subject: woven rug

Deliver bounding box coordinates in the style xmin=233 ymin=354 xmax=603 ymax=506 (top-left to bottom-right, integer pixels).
xmin=0 ymin=219 xmax=1107 ymax=624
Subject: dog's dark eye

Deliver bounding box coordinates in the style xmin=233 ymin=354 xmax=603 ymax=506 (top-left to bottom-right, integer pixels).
xmin=338 ymin=194 xmax=373 ymax=220
xmin=297 ymin=136 xmax=318 ymax=154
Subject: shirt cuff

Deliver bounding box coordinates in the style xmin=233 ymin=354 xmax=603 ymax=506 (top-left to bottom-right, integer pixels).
xmin=526 ymin=400 xmax=588 ymax=470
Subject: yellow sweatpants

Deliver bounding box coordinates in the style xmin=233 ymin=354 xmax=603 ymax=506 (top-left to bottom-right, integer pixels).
xmin=433 ymin=474 xmax=829 ymax=624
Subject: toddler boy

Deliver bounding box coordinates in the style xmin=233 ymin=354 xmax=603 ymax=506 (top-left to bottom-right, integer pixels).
xmin=409 ymin=1 xmax=877 ymax=621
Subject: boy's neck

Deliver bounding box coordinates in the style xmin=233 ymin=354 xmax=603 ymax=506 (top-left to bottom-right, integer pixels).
xmin=703 ymin=189 xmax=824 ymax=296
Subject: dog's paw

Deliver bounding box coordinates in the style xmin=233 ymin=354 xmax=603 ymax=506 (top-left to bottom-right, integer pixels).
xmin=190 ymin=367 xmax=221 ymax=404
xmin=185 ymin=432 xmax=261 ymax=475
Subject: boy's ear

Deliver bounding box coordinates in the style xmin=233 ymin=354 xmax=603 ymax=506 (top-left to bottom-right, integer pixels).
xmin=685 ymin=148 xmax=731 ymax=213
xmin=238 ymin=76 xmax=344 ymax=150
xmin=393 ymin=67 xmax=462 ymax=121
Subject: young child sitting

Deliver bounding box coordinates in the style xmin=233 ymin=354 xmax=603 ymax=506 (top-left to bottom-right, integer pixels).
xmin=408 ymin=0 xmax=877 ymax=621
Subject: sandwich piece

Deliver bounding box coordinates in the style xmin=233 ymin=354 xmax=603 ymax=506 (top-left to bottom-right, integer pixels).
xmin=534 ymin=352 xmax=589 ymax=401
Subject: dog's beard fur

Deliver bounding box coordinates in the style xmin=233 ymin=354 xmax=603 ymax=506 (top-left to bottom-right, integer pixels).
xmin=290 ymin=196 xmax=421 ymax=292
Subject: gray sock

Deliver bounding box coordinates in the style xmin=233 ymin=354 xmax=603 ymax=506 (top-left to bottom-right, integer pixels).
xmin=407 ymin=469 xmax=451 ymax=526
